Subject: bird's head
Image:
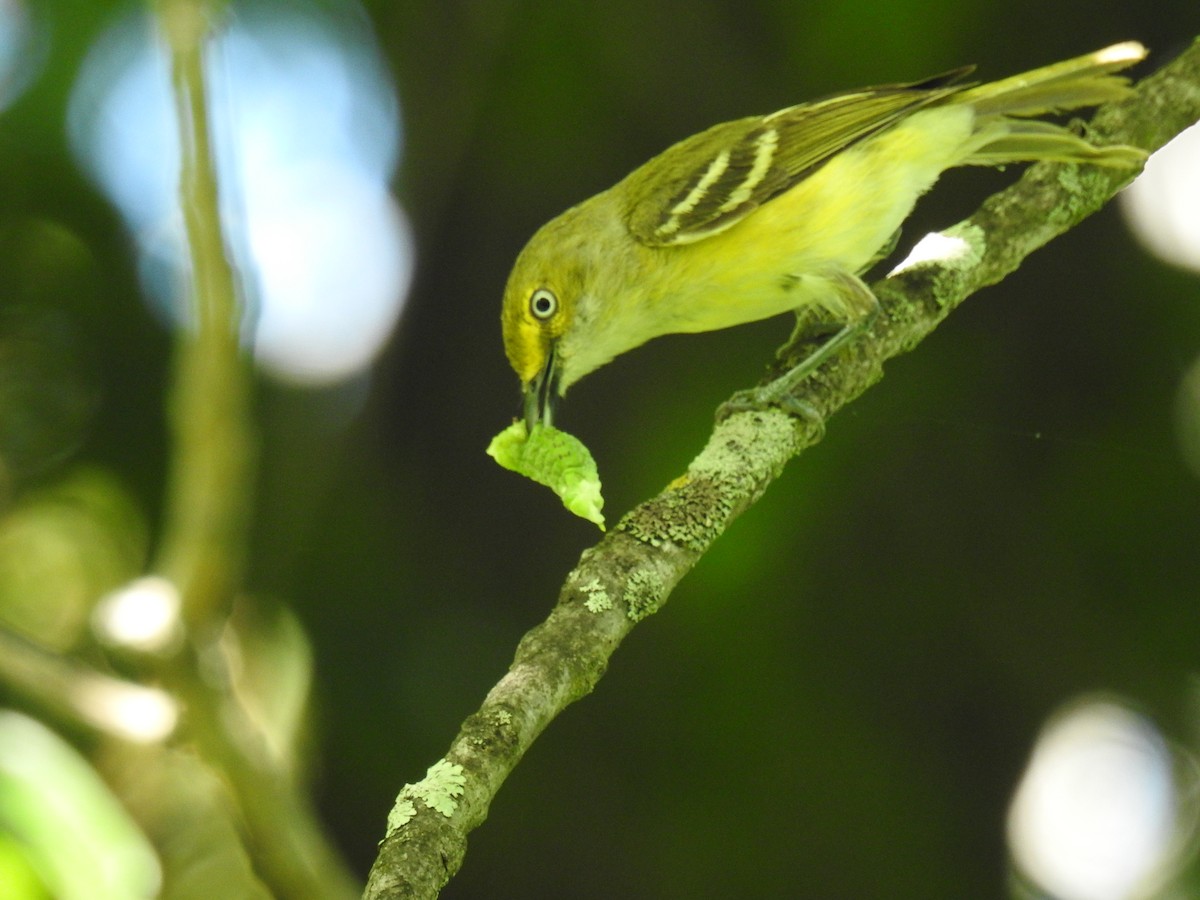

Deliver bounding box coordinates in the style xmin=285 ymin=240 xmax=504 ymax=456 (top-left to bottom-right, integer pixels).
xmin=502 ymin=191 xmax=648 ymax=429
xmin=501 ymin=209 xmax=596 ymax=431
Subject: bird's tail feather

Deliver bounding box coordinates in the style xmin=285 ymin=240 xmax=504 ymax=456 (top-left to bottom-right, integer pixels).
xmin=959 ymin=42 xmax=1147 ymax=168
xmin=960 ymin=41 xmax=1146 ymax=117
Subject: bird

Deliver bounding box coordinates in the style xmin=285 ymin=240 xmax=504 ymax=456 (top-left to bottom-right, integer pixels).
xmin=500 ymin=42 xmax=1147 ymax=430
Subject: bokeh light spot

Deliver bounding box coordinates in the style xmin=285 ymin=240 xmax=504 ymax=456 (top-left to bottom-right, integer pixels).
xmin=1007 ymin=699 xmax=1181 ymax=900
xmin=67 ymin=0 xmax=413 ymax=386
xmin=0 ymin=0 xmax=43 ymax=113
xmin=70 ymin=677 xmax=179 ymax=744
xmin=93 ymin=575 xmax=182 ymax=654
xmin=1123 ymin=121 xmax=1200 ymax=274
xmin=1176 ymin=356 xmax=1200 ymax=482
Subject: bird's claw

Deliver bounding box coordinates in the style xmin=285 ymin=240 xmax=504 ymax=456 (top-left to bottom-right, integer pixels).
xmin=716 ymin=383 xmax=827 ymax=438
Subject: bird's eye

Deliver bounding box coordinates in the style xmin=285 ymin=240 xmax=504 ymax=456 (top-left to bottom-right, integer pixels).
xmin=529 ymin=288 xmax=558 ymax=321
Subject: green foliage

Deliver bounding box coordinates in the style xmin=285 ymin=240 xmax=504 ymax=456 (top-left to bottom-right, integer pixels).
xmin=0 ymin=469 xmax=147 ymax=649
xmin=0 ymin=712 xmax=160 ymax=900
xmin=2 ymin=2 xmax=1198 ymax=897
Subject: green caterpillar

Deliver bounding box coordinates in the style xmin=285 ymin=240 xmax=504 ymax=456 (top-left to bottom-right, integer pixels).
xmin=487 ymin=422 xmax=605 ymax=529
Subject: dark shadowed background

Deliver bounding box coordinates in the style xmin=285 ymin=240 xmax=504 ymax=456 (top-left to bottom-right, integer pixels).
xmin=3 ymin=1 xmax=1200 ymax=897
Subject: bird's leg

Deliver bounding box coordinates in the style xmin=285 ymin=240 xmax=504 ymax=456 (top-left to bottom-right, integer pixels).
xmin=717 ymin=271 xmax=880 ymax=423
xmin=766 ymin=271 xmax=880 ymax=397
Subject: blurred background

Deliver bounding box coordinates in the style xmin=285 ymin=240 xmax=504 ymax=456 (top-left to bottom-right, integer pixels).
xmin=2 ymin=1 xmax=1200 ymax=897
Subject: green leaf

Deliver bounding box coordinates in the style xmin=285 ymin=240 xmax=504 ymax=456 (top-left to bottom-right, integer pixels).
xmin=0 ymin=711 xmax=161 ymax=900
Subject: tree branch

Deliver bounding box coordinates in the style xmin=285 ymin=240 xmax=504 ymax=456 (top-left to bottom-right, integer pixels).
xmin=153 ymin=0 xmax=254 ymax=627
xmin=364 ymin=37 xmax=1200 ymax=899
xmin=146 ymin=2 xmax=360 ymax=897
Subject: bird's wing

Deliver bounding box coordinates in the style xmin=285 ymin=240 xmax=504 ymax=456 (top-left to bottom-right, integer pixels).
xmin=621 ymin=69 xmax=973 ymax=248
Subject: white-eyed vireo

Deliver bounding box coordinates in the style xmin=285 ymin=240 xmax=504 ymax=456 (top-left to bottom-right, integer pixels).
xmin=501 ymin=42 xmax=1147 ymax=429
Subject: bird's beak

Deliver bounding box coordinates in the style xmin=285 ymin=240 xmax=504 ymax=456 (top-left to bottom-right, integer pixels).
xmin=523 ymin=342 xmax=560 ymax=431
